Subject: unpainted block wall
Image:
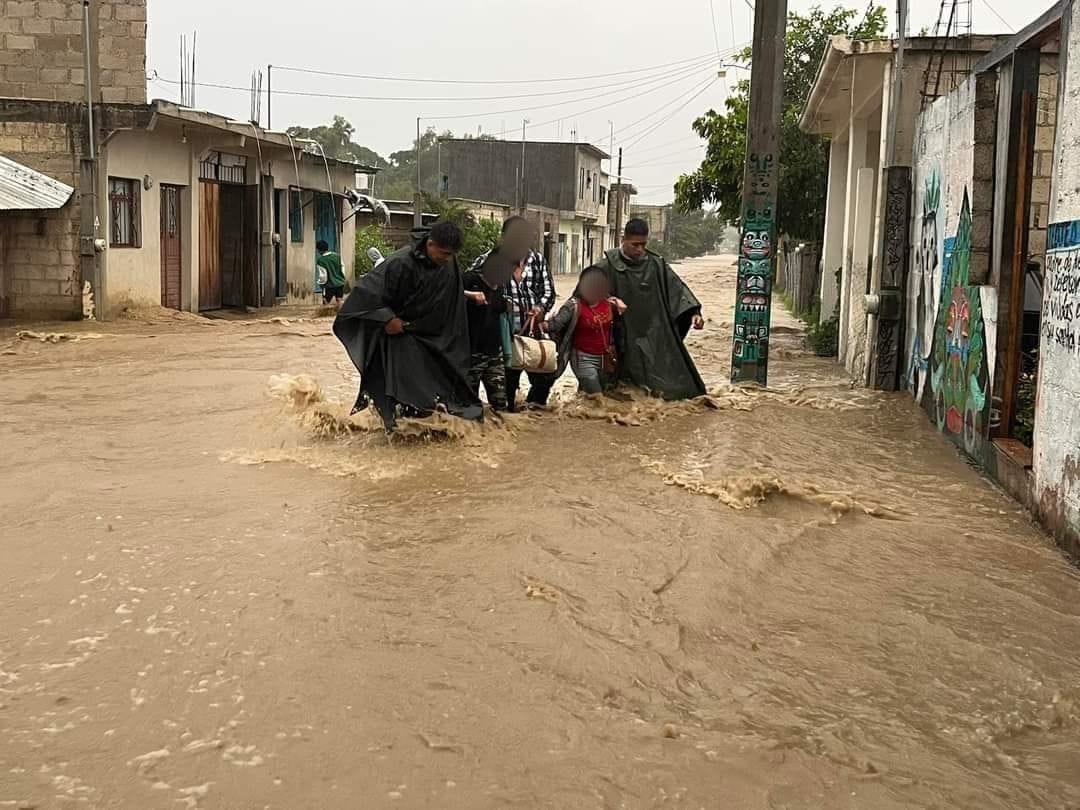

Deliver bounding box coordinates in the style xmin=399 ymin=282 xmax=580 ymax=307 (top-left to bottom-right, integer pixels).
xmin=0 ymin=120 xmax=81 ymax=318
xmin=0 ymin=0 xmax=146 ymax=104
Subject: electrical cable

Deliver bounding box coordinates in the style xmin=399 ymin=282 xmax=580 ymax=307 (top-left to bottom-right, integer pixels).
xmin=981 ymin=0 xmax=1016 ymax=32
xmin=611 ymin=72 xmax=718 ymax=139
xmin=271 ymin=51 xmax=718 ymax=86
xmin=623 ymin=144 xmax=705 ymax=167
xmin=623 ymin=78 xmax=719 ymax=149
xmin=428 ymin=60 xmax=716 ymax=125
xmin=151 ymin=55 xmax=717 ymax=105
xmin=626 ymin=133 xmax=705 ymax=157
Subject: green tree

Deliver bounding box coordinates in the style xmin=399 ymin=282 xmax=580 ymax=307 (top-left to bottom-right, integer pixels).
xmin=674 ymin=4 xmax=888 ymax=238
xmin=422 ymin=195 xmax=501 ymax=269
xmin=286 ymin=116 xmax=385 ymax=168
xmin=354 ymin=224 xmax=393 ymax=278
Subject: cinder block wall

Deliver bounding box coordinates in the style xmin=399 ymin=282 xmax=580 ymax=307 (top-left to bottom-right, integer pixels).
xmin=0 ymin=119 xmax=82 ymax=318
xmin=0 ymin=0 xmax=146 ymax=104
xmin=1029 ymin=55 xmax=1060 ymax=268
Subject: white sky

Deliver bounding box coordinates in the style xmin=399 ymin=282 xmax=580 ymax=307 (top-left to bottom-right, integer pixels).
xmin=146 ymin=0 xmax=1042 ymax=203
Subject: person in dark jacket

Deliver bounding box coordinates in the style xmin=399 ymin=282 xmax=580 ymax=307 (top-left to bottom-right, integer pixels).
xmin=469 ymin=216 xmax=558 ymax=410
xmin=332 ymin=222 xmax=482 ymax=431
xmin=595 ymin=218 xmax=706 ymax=399
xmin=462 ymin=248 xmax=524 ymax=411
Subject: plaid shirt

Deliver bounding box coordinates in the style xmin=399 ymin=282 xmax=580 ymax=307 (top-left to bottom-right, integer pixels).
xmin=469 ymin=249 xmax=556 ymax=331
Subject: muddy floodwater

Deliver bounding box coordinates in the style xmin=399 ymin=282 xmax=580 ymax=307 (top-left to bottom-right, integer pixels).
xmin=2 ymin=255 xmax=1079 ymax=809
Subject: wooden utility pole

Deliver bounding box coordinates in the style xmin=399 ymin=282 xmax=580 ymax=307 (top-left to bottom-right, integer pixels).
xmin=414 ymin=117 xmax=423 ymax=228
xmin=730 ymin=0 xmax=787 ymax=386
xmin=614 ymin=147 xmax=624 ymax=241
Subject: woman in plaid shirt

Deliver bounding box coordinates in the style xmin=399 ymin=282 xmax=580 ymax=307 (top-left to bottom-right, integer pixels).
xmin=469 ymin=217 xmax=558 ymax=410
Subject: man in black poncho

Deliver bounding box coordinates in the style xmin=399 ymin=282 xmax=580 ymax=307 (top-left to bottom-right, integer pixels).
xmin=596 ymin=218 xmax=706 ymax=399
xmin=333 ymin=222 xmax=482 ymax=430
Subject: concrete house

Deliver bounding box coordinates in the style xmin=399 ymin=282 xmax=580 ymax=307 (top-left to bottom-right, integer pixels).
xmin=800 ymin=35 xmax=1007 ymax=381
xmin=440 ymin=138 xmax=610 ymax=275
xmin=800 ymin=6 xmax=1080 ymax=559
xmin=0 ymin=0 xmax=365 ymax=320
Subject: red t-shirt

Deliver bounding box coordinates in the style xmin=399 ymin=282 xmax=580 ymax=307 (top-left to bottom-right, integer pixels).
xmin=574 ymin=299 xmax=613 ymax=355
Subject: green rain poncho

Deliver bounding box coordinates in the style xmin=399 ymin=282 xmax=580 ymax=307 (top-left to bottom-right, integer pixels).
xmin=597 ymin=248 xmax=706 ymax=400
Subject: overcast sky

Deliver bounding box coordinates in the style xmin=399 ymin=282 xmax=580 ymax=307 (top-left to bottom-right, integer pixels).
xmin=146 ymin=0 xmax=1041 ymax=203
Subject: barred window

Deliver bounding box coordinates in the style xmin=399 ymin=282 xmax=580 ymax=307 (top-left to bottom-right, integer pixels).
xmin=108 ymin=177 xmax=139 ymax=247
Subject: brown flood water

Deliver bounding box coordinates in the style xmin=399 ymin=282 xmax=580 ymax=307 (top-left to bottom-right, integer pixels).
xmin=1 ymin=255 xmax=1079 ymax=809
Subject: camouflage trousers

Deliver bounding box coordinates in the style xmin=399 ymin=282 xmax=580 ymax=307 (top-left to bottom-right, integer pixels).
xmin=468 ymin=352 xmax=508 ymax=411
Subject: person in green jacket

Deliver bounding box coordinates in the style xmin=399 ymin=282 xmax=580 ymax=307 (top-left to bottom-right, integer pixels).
xmin=316 ymin=240 xmax=347 ymax=305
xmin=595 ymin=218 xmax=706 ymax=399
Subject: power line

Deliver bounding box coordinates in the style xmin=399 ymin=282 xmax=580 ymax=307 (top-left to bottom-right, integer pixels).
xmin=608 ymin=40 xmax=744 ymax=139
xmin=271 ymin=51 xmax=718 ymax=86
xmin=627 ymin=133 xmax=705 ymax=157
xmin=624 ymin=78 xmax=720 ymax=149
xmin=623 ymin=144 xmax=705 ymax=167
xmin=982 ymin=0 xmax=1016 ymax=32
xmin=707 ymin=0 xmax=724 ymax=61
xmin=151 ymin=56 xmax=716 ymax=105
xmin=429 ymin=60 xmax=715 ymax=125
xmin=614 ymin=75 xmax=717 ymax=143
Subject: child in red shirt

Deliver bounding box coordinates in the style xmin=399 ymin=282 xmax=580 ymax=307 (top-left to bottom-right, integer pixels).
xmin=545 ymin=266 xmax=626 ymax=394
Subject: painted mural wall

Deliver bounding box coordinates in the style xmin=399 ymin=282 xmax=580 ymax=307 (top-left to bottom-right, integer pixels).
xmin=907 ymin=75 xmax=998 ymax=457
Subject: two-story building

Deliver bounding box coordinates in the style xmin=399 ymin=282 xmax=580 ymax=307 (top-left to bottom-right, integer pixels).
xmin=440 ymin=138 xmax=610 ymax=275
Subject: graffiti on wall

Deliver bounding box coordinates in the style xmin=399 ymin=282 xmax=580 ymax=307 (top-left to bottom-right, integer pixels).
xmin=929 ymin=190 xmax=992 ymax=455
xmin=909 ymin=170 xmax=942 ymax=401
xmin=731 ymin=152 xmax=776 ymax=386
xmin=1044 ymin=220 xmax=1080 ymax=356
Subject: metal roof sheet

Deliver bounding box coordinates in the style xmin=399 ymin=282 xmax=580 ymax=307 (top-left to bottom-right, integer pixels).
xmin=0 ymin=154 xmax=74 ymax=211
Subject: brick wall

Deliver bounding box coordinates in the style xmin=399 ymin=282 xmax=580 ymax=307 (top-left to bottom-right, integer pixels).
xmin=0 ymin=0 xmax=146 ymax=104
xmin=0 ymin=119 xmax=82 ymax=318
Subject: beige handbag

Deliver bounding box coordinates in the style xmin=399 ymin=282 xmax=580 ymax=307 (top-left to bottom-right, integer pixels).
xmin=510 ymin=314 xmax=558 ymax=373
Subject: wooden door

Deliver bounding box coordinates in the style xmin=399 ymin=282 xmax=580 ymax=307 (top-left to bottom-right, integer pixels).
xmin=199 ymin=182 xmax=221 ymax=310
xmin=160 ymin=185 xmax=182 ymax=310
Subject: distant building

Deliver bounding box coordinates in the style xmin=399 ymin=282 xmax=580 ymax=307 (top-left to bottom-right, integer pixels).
xmin=440 ymin=138 xmax=611 ymax=274
xmin=628 ymin=202 xmax=672 ymax=243
xmin=608 ymin=182 xmax=638 ymax=248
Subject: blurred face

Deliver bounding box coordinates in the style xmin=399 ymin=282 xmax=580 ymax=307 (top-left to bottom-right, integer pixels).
xmin=502 ymin=220 xmax=534 ymax=260
xmin=580 ymin=272 xmax=609 ymax=306
xmin=426 ymin=241 xmax=457 ymax=267
xmin=621 ymin=233 xmax=648 ymax=260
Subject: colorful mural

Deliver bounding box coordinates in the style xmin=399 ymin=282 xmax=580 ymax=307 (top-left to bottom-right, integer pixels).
xmin=731 ymin=153 xmax=776 ymax=386
xmin=909 ymin=171 xmax=942 ymax=401
xmin=929 ymin=190 xmax=991 ymax=455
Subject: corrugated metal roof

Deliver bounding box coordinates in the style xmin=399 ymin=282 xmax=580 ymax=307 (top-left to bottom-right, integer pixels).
xmin=0 ymin=154 xmax=74 ymax=211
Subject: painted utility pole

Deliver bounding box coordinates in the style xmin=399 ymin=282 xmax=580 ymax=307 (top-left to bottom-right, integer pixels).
xmin=730 ymin=0 xmax=787 ymax=386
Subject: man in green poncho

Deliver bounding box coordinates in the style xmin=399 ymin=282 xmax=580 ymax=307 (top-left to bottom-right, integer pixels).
xmin=596 ymin=218 xmax=706 ymax=399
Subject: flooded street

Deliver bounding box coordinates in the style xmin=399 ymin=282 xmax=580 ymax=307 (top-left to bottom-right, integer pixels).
xmin=2 ymin=254 xmax=1079 ymax=809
